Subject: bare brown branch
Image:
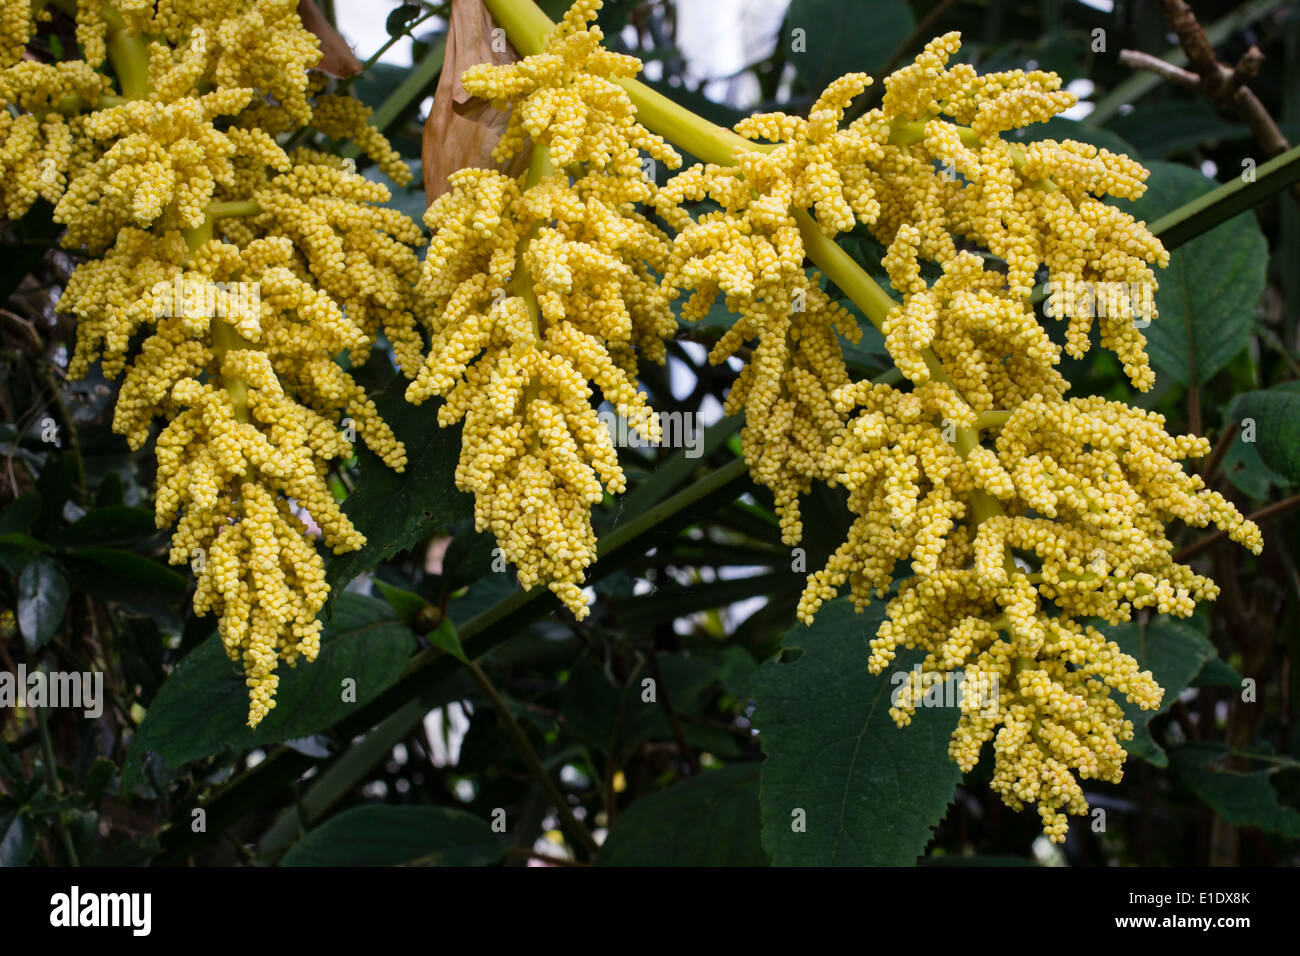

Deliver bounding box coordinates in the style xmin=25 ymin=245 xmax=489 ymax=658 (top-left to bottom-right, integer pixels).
xmin=1134 ymin=0 xmax=1300 ymax=207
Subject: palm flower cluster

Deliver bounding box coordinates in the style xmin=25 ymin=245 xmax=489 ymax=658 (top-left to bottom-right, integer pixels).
xmin=759 ymin=34 xmax=1261 ymax=838
xmin=407 ymin=0 xmax=679 ymax=616
xmin=2 ymin=0 xmax=420 ymax=726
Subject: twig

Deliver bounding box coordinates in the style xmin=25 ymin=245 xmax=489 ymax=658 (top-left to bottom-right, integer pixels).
xmin=336 ymin=9 xmax=441 ymax=96
xmin=1221 ymin=47 xmax=1264 ymax=102
xmin=34 ymin=687 xmax=80 ymax=866
xmin=1161 ymin=0 xmax=1228 ymax=93
xmin=1130 ymin=0 xmax=1300 ymax=207
xmin=0 ymin=308 xmax=86 ymax=504
xmin=1199 ymin=421 xmax=1237 ymax=485
xmin=1171 ymin=699 xmax=1200 ymax=742
xmin=601 ymin=667 xmax=634 ymax=827
xmin=1255 ymin=325 xmax=1300 ymax=378
xmin=646 ymin=646 xmax=700 ymax=775
xmin=1117 ymin=50 xmax=1199 ymax=89
xmin=463 ymin=659 xmax=601 ymax=860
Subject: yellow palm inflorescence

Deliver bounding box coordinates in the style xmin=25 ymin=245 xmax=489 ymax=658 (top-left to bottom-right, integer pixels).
xmin=760 ymin=34 xmax=1262 ymax=839
xmin=3 ymin=0 xmax=419 ymax=726
xmin=408 ymin=0 xmax=678 ymax=617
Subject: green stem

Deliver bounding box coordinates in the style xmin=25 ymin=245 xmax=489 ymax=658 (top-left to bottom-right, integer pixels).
xmin=482 ymin=0 xmax=763 ymax=166
xmin=342 ymin=36 xmax=446 ymax=159
xmin=43 ymin=92 xmax=127 ymax=116
xmin=1152 ymin=143 xmax=1300 ymax=250
xmin=211 ymin=320 xmax=250 ymax=423
xmin=954 ymin=426 xmax=1003 ymax=527
xmin=207 ymin=200 xmax=261 ymax=220
xmin=255 ymin=698 xmax=426 ymax=859
xmin=103 ymin=4 xmax=151 ymax=100
xmin=182 ymin=218 xmax=252 ymax=423
xmin=464 ymin=658 xmax=601 ymax=860
xmin=181 ymin=219 xmax=212 ymax=253
xmin=336 ymin=9 xmax=442 ymax=96
xmin=480 ymin=0 xmax=561 ymax=58
xmin=793 ymin=209 xmax=894 ymax=331
xmin=34 ymin=684 xmax=80 ymax=866
xmin=976 ymin=410 xmax=1012 ymax=430
xmin=514 ymin=144 xmax=552 ymax=448
xmin=616 ymin=77 xmax=765 ymax=165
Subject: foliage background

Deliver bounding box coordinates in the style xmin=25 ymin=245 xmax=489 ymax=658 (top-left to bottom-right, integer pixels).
xmin=3 ymin=0 xmax=1300 ymax=867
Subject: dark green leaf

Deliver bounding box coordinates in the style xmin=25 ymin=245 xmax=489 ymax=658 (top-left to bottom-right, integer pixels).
xmin=427 ymin=619 xmax=467 ymax=664
xmin=52 ymin=505 xmax=159 ymax=547
xmin=1227 ymin=383 xmax=1300 ymax=485
xmin=122 ymin=593 xmax=417 ymax=791
xmin=561 ymin=653 xmax=742 ymax=757
xmin=1169 ymin=743 xmax=1300 ymax=837
xmin=447 ymin=572 xmax=519 ymax=625
xmin=1108 ymin=617 xmax=1219 ymax=768
xmin=373 ymin=580 xmax=430 ymax=625
xmin=0 ymin=532 xmax=48 ymax=576
xmin=0 ymin=201 xmax=61 ymax=302
xmin=0 ymin=736 xmax=22 ymax=783
xmin=1219 ymin=425 xmax=1290 ymax=499
xmin=92 ymin=833 xmax=160 ymax=867
xmin=326 ymin=377 xmax=471 ymax=596
xmin=17 ymin=556 xmax=70 ymax=653
xmin=1191 ymin=656 xmax=1244 ymax=688
xmin=0 ymin=492 xmax=43 ymax=534
xmin=1125 ymin=160 xmax=1268 ymax=387
xmin=280 ymin=805 xmax=503 ymax=866
xmin=1106 ymin=101 xmax=1244 ymax=159
xmin=597 ymin=763 xmax=767 ymax=865
xmin=781 ymin=0 xmax=914 ymax=93
xmin=385 ymin=3 xmax=422 ymax=38
xmin=0 ymin=809 xmax=34 ymax=867
xmin=753 ymin=599 xmax=960 ymax=865
xmin=59 ymin=547 xmax=188 ymax=595
xmin=352 ymin=63 xmax=409 ymax=114
xmin=59 ymin=548 xmax=188 ymax=626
